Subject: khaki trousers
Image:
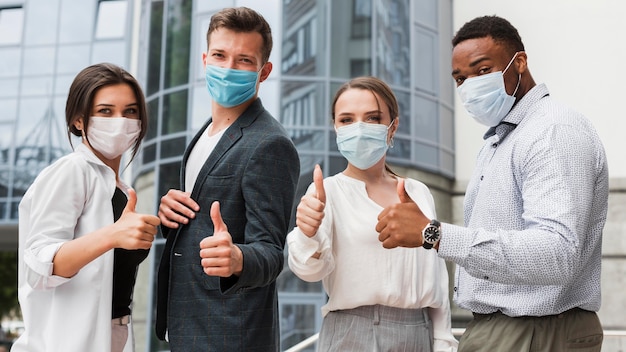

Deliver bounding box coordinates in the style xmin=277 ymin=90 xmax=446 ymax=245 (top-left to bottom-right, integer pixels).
xmin=458 ymin=308 xmax=603 ymax=352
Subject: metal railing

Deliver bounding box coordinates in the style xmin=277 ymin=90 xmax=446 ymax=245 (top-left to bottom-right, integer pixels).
xmin=285 ymin=329 xmax=626 ymax=352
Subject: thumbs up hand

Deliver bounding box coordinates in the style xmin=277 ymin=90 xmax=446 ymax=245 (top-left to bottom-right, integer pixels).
xmin=199 ymin=201 xmax=243 ymax=277
xmin=113 ymin=188 xmax=161 ymax=250
xmin=375 ymin=178 xmax=429 ymax=249
xmin=296 ymin=164 xmax=326 ymax=238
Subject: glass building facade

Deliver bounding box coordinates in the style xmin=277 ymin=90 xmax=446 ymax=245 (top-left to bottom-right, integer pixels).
xmin=0 ymin=0 xmax=133 ymax=244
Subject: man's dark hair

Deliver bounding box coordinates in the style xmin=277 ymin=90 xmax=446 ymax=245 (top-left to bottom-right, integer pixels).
xmin=207 ymin=7 xmax=273 ymax=64
xmin=452 ymin=15 xmax=525 ymax=55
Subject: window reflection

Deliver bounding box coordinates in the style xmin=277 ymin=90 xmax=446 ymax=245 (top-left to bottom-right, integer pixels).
xmin=164 ymin=0 xmax=191 ymax=89
xmin=352 ymin=0 xmax=371 ymax=39
xmin=376 ymin=0 xmax=410 ymax=87
xmin=147 ymin=1 xmax=164 ymax=95
xmin=281 ymin=16 xmax=317 ymax=75
xmin=0 ymin=7 xmax=24 ymax=45
xmin=95 ymin=0 xmax=127 ymax=39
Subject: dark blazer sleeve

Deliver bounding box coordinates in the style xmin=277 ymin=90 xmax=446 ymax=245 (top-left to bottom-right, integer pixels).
xmin=222 ymin=125 xmax=300 ymax=293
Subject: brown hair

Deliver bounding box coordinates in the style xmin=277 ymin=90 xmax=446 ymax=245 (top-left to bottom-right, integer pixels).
xmin=206 ymin=7 xmax=273 ymax=64
xmin=331 ymin=76 xmax=399 ymax=123
xmin=65 ymin=63 xmax=148 ymax=162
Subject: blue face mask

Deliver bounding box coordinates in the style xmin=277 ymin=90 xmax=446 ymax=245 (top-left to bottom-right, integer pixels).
xmin=336 ymin=121 xmax=393 ymax=170
xmin=205 ymin=65 xmax=260 ymax=108
xmin=457 ymin=52 xmax=521 ymax=127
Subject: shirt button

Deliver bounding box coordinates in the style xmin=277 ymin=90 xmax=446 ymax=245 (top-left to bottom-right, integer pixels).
xmin=454 ymin=287 xmax=458 ymax=292
xmin=480 ymin=175 xmax=484 ymax=180
xmin=483 ymin=276 xmax=489 ymax=280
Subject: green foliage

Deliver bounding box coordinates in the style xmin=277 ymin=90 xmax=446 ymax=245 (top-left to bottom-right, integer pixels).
xmin=0 ymin=252 xmax=19 ymax=320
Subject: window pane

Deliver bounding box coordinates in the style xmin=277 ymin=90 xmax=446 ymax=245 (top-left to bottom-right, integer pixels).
xmin=162 ymin=90 xmax=188 ymax=135
xmin=23 ymin=1 xmax=57 ymax=45
xmin=59 ymin=1 xmax=94 ymax=43
xmin=0 ymin=7 xmax=24 ymax=45
xmin=160 ymin=136 xmax=187 ymax=159
xmin=376 ymin=0 xmax=410 ymax=86
xmin=414 ymin=142 xmax=438 ymax=168
xmin=141 ymin=143 xmax=156 ymax=164
xmin=0 ymin=119 xmax=14 ymax=169
xmin=330 ymin=0 xmax=371 ymax=78
xmin=0 ymin=47 xmax=21 ymax=77
xmin=414 ymin=94 xmax=437 ymax=142
xmin=0 ymin=78 xmax=18 ymax=98
xmin=164 ymin=0 xmax=191 ymax=88
xmin=22 ymin=47 xmax=55 ymax=76
xmin=92 ymin=41 xmax=126 ymax=65
xmin=95 ymin=0 xmax=127 ymax=39
xmin=147 ymin=1 xmax=164 ymax=95
xmin=413 ymin=29 xmax=437 ymax=95
xmin=56 ymin=45 xmax=90 ymax=74
xmin=191 ymin=84 xmax=211 ymax=131
xmin=158 ymin=162 xmax=181 ymax=199
xmin=147 ymin=98 xmax=159 ymax=140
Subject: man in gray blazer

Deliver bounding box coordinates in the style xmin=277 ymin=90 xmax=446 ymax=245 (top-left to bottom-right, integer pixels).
xmin=155 ymin=7 xmax=300 ymax=351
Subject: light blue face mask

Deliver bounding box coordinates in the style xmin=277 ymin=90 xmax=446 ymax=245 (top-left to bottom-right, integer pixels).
xmin=336 ymin=121 xmax=393 ymax=170
xmin=205 ymin=65 xmax=261 ymax=108
xmin=457 ymin=52 xmax=521 ymax=127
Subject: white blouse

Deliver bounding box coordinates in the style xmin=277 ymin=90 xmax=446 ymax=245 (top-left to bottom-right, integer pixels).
xmin=287 ymin=173 xmax=457 ymax=351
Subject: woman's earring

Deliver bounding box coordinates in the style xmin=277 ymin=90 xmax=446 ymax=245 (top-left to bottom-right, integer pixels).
xmin=389 ymin=136 xmax=395 ymax=148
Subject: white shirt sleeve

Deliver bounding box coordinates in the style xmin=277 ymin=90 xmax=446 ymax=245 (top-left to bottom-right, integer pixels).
xmin=20 ymin=156 xmax=89 ymax=289
xmin=287 ymin=181 xmax=335 ymax=282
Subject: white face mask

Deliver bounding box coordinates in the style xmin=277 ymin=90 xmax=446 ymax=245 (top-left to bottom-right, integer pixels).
xmin=336 ymin=121 xmax=393 ymax=170
xmin=85 ymin=117 xmax=141 ymax=160
xmin=457 ymin=52 xmax=521 ymax=127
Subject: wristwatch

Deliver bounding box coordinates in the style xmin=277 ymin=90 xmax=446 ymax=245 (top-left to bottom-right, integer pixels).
xmin=422 ymin=219 xmax=441 ymax=250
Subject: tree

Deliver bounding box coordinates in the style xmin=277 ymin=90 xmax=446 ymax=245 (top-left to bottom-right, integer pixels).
xmin=0 ymin=251 xmax=19 ymax=320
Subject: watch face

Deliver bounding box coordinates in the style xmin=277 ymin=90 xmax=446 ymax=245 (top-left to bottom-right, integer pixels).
xmin=423 ymin=226 xmax=440 ymax=243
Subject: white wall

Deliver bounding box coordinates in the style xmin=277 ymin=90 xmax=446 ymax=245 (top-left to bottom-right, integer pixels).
xmin=452 ymin=0 xmax=626 ymax=181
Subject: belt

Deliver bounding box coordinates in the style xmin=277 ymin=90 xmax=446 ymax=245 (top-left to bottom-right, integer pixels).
xmin=336 ymin=305 xmax=428 ymax=325
xmin=472 ymin=307 xmax=586 ymax=320
xmin=112 ymin=315 xmax=131 ymax=325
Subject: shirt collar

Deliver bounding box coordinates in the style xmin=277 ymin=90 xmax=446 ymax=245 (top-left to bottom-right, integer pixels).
xmin=483 ymin=83 xmax=550 ymax=140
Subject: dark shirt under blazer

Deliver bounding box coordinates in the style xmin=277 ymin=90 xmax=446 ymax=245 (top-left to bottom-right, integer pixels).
xmin=156 ymin=99 xmax=301 ymax=351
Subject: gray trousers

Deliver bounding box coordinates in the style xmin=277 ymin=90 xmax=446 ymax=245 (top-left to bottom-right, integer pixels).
xmin=318 ymin=304 xmax=433 ymax=352
xmin=458 ymin=308 xmax=603 ymax=352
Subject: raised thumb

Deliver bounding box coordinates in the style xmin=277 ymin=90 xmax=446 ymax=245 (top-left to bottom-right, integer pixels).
xmin=313 ymin=164 xmax=326 ymax=204
xmin=210 ymin=201 xmax=228 ymax=233
xmin=396 ymin=178 xmax=413 ymax=203
xmin=123 ymin=188 xmax=137 ymax=213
